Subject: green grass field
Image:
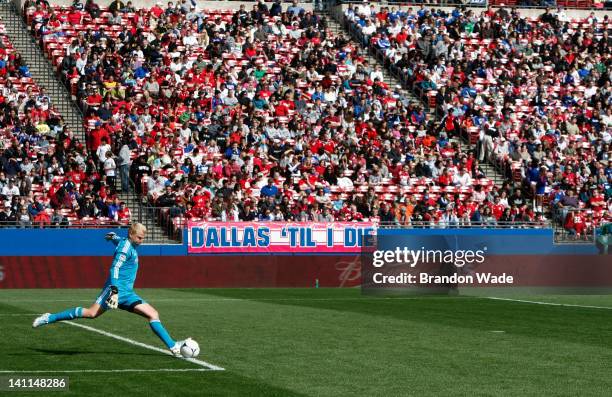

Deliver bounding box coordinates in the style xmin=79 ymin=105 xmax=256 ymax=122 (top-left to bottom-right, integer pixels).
xmin=2 ymin=288 xmax=612 ymax=396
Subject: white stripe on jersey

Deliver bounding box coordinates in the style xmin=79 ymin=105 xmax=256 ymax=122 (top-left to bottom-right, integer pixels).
xmin=112 ymin=240 xmax=130 ymax=279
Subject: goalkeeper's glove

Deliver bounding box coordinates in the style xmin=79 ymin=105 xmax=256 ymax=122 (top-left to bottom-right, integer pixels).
xmin=106 ymin=286 xmax=119 ymax=309
xmin=105 ymin=232 xmax=118 ymax=241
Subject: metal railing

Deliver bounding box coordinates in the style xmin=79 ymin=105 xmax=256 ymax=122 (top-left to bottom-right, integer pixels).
xmin=552 ymin=208 xmax=599 ymax=244
xmin=132 ymin=205 xmax=185 ymax=244
xmin=175 ymin=219 xmax=551 ymax=229
xmin=0 ymin=218 xmax=550 ymax=229
xmin=337 ymin=0 xmax=607 ymax=10
xmin=376 ymin=220 xmax=550 ymax=229
xmin=337 ymin=1 xmax=481 ymax=6
xmin=0 ymin=206 xmax=182 ymax=244
xmin=0 ymin=221 xmax=127 ymax=229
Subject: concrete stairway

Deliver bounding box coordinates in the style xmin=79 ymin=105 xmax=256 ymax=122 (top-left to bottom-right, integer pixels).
xmin=0 ymin=3 xmax=86 ymax=142
xmin=480 ymin=162 xmax=506 ymax=187
xmin=320 ymin=7 xmax=422 ymax=107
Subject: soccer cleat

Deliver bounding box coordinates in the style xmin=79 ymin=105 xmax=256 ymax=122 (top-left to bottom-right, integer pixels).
xmin=170 ymin=341 xmax=183 ymax=357
xmin=32 ymin=313 xmax=51 ymax=328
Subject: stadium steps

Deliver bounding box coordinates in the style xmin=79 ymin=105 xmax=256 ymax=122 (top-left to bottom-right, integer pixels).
xmin=480 ymin=162 xmax=506 ymax=188
xmin=454 ymin=139 xmax=506 ymax=188
xmin=118 ymin=188 xmax=181 ymax=245
xmin=320 ymin=7 xmax=420 ymax=106
xmin=0 ymin=3 xmax=86 ymax=143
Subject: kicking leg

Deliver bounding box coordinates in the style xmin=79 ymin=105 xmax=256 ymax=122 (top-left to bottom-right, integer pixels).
xmin=80 ymin=303 xmax=106 ymax=319
xmin=133 ymin=303 xmax=180 ymax=354
xmin=33 ymin=303 xmax=105 ymax=328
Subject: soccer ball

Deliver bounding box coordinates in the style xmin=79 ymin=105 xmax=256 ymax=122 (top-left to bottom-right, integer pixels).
xmin=180 ymin=338 xmax=200 ymax=358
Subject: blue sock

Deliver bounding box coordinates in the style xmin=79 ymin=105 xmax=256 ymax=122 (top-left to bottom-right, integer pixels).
xmin=48 ymin=307 xmax=83 ymax=324
xmin=149 ymin=320 xmax=175 ymax=348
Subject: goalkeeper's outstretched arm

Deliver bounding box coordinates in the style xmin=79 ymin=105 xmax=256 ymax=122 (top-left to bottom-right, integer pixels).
xmin=105 ymin=232 xmax=121 ymax=246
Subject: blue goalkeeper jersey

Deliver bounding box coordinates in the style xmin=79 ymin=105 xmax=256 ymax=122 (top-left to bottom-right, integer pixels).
xmin=106 ymin=237 xmax=139 ymax=291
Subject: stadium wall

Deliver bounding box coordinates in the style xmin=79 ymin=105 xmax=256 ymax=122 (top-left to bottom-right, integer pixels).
xmin=0 ymin=228 xmax=605 ymax=289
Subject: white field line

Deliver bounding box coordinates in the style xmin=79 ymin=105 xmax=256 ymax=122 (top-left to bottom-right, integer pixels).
xmin=486 ymin=296 xmax=612 ymax=310
xmin=0 ymin=296 xmax=450 ymax=303
xmin=0 ymin=314 xmax=38 ymax=316
xmin=6 ymin=296 xmax=612 ymax=309
xmin=64 ymin=322 xmax=225 ymax=371
xmin=0 ymin=369 xmax=213 ymax=373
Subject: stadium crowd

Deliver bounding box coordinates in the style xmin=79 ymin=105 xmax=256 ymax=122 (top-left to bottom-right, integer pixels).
xmin=345 ymin=3 xmax=611 ymax=234
xmin=2 ymin=1 xmax=608 ymax=234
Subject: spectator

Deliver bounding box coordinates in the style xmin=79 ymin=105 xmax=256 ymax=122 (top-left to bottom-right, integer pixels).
xmin=103 ymin=151 xmax=117 ymax=189
xmin=108 ymin=0 xmax=125 ymax=13
xmin=17 ymin=207 xmax=32 ymax=228
xmin=156 ymin=186 xmax=176 ymax=207
xmin=118 ymin=142 xmax=131 ymax=193
xmin=260 ymin=179 xmax=279 ymax=198
xmin=1 ymin=179 xmax=20 ymax=202
xmin=77 ymin=195 xmax=97 ymax=218
xmin=0 ymin=205 xmax=10 ymax=225
xmin=50 ymin=208 xmax=69 ymax=227
xmin=118 ymin=202 xmax=131 ymax=222
xmin=84 ymin=0 xmax=99 ymax=18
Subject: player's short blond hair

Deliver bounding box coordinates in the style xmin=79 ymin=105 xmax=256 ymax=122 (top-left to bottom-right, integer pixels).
xmin=128 ymin=223 xmax=147 ymax=237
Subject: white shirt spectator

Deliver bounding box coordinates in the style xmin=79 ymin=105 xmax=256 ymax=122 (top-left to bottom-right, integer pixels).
xmin=453 ymin=171 xmax=473 ymax=187
xmin=183 ymin=33 xmax=199 ymax=46
xmin=179 ymin=126 xmax=192 ymax=143
xmin=355 ymin=3 xmax=369 ymax=16
xmin=472 ymin=189 xmax=486 ymax=203
xmin=494 ymin=139 xmax=510 ymax=159
xmin=2 ymin=184 xmax=20 ymax=201
xmin=323 ymin=89 xmax=337 ymax=103
xmin=337 ymin=176 xmax=354 ymax=190
xmin=170 ymin=60 xmax=184 ymax=74
xmin=362 ymin=23 xmax=376 ymax=36
xmin=96 ymin=143 xmax=111 ymax=163
xmin=388 ymin=23 xmax=402 ymax=36
xmin=554 ymin=8 xmax=569 ymax=22
xmin=344 ymin=7 xmax=355 ymax=20
xmin=76 ymin=55 xmax=87 ymax=74
xmin=584 ymin=84 xmax=597 ymax=99
xmin=370 ymin=69 xmax=384 ymax=82
xmin=271 ymin=23 xmax=287 ymax=36
xmin=104 ymin=157 xmax=116 ymax=177
xmin=601 ymin=129 xmax=611 ymax=144
xmin=147 ymin=174 xmax=167 ymax=197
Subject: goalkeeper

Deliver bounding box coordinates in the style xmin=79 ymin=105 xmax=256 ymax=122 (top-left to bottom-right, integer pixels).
xmin=32 ymin=223 xmax=184 ymax=356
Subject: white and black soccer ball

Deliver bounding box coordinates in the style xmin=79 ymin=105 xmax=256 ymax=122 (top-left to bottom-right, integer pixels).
xmin=180 ymin=338 xmax=200 ymax=358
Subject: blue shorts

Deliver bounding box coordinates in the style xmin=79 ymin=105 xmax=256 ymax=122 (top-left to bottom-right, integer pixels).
xmin=95 ymin=285 xmax=146 ymax=312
